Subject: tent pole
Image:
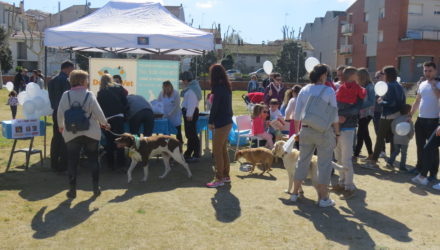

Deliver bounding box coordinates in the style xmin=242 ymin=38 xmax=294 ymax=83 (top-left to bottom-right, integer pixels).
xmin=44 ymin=46 xmax=48 ymax=159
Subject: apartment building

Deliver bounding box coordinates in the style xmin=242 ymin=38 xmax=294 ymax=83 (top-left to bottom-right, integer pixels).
xmin=301 ymin=11 xmax=347 ymax=70
xmin=341 ymin=0 xmax=440 ymax=82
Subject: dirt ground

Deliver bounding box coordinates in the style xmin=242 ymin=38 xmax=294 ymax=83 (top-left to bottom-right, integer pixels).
xmin=1 ymin=89 xmax=440 ymax=249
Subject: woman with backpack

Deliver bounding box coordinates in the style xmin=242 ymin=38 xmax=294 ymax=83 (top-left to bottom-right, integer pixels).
xmin=290 ymin=64 xmax=340 ymax=208
xmin=97 ymin=74 xmax=128 ymax=170
xmin=57 ymin=70 xmax=110 ymax=199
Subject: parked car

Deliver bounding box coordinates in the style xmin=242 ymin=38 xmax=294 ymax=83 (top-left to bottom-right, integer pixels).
xmin=249 ymin=68 xmax=268 ymax=80
xmin=226 ymin=69 xmax=242 ymax=80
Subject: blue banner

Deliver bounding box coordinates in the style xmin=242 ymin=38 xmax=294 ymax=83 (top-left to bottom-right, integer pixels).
xmin=136 ymin=60 xmax=179 ymax=101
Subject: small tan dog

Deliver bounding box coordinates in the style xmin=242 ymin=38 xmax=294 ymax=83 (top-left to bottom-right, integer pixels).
xmin=235 ymin=148 xmax=274 ymax=175
xmin=272 ymin=140 xmax=344 ymax=194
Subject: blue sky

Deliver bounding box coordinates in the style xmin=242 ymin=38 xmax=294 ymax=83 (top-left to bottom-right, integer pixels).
xmin=13 ymin=0 xmax=354 ymax=43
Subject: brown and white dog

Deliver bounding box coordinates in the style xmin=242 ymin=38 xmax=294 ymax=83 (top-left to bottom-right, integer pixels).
xmin=115 ymin=133 xmax=192 ymax=183
xmin=272 ymin=140 xmax=344 ymax=194
xmin=234 ymin=148 xmax=274 ymax=175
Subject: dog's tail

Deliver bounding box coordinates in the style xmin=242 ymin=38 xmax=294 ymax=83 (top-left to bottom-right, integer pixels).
xmin=331 ymin=161 xmax=345 ymax=171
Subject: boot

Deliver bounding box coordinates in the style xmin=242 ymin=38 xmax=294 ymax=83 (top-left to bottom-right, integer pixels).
xmin=93 ymin=180 xmax=101 ymax=197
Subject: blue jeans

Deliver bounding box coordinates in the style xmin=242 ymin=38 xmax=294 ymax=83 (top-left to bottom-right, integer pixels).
xmin=387 ymin=144 xmax=408 ymax=168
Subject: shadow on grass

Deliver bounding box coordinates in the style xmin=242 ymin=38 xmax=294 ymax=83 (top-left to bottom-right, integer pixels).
xmin=211 ymin=184 xmax=241 ymax=223
xmin=31 ymin=196 xmax=98 ymax=239
xmin=280 ymin=189 xmax=412 ymax=249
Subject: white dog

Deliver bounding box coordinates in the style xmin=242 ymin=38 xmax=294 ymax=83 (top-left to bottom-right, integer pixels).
xmin=272 ymin=140 xmax=344 ymax=194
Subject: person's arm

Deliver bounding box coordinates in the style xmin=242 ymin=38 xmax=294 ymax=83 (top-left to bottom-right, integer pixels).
xmin=185 ymin=90 xmax=198 ymax=119
xmin=89 ymin=92 xmax=109 ymax=126
xmin=284 ymin=98 xmax=295 ymax=120
xmin=410 ymin=94 xmax=421 ymax=117
xmin=57 ymin=93 xmax=67 ymax=130
xmin=209 ymin=88 xmax=220 ymax=125
xmin=361 ymin=85 xmax=375 ymax=109
xmin=408 ymin=122 xmax=415 ymax=139
xmin=430 ymin=80 xmax=440 ymax=99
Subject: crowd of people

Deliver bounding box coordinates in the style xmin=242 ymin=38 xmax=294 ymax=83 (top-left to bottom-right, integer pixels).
xmin=241 ymin=61 xmax=440 ymax=207
xmin=46 ymin=61 xmax=205 ymax=198
xmin=13 ymin=58 xmax=438 ymax=203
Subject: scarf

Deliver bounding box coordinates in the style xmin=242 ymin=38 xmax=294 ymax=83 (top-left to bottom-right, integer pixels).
xmin=181 ymin=80 xmax=202 ymax=101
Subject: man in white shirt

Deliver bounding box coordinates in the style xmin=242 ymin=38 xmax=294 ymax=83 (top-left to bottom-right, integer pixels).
xmin=410 ymin=61 xmax=440 ymax=184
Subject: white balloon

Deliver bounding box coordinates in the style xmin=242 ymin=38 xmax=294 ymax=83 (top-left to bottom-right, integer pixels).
xmin=263 ymin=61 xmax=273 ymax=75
xmin=17 ymin=91 xmax=29 ymax=105
xmin=396 ymin=122 xmax=411 ymax=136
xmin=374 ymin=81 xmax=388 ymax=96
xmin=6 ymin=81 xmax=14 ymax=92
xmin=23 ymin=100 xmax=36 ymax=115
xmin=26 ymin=82 xmax=41 ymax=98
xmin=305 ymin=57 xmax=320 ymax=73
xmin=397 ymin=76 xmax=401 ymax=83
xmin=33 ymin=96 xmax=45 ymax=110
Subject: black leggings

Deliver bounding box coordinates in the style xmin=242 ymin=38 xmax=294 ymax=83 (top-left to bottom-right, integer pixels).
xmin=183 ymin=108 xmax=200 ymax=158
xmin=66 ymin=136 xmax=99 ymax=188
xmin=354 ymin=116 xmax=373 ymax=156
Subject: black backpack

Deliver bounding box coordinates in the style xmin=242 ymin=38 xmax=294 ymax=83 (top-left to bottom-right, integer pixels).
xmin=64 ymin=92 xmax=91 ymax=134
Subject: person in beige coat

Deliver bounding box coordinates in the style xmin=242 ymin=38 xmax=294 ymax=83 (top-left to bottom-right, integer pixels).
xmin=57 ymin=70 xmax=110 ymax=199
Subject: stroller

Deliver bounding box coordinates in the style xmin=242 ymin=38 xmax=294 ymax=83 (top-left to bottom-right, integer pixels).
xmin=242 ymin=92 xmax=265 ymax=113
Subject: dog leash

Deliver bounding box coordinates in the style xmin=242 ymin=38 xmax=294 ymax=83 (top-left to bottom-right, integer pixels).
xmin=106 ymin=129 xmax=124 ymax=137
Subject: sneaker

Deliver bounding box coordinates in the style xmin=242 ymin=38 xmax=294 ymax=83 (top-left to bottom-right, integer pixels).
xmin=290 ymin=193 xmax=300 ymax=202
xmin=222 ymin=177 xmax=231 ymax=183
xmin=206 ymin=180 xmax=224 ymax=188
xmin=428 ymin=176 xmax=439 ymax=182
xmin=411 ymin=174 xmax=428 ymax=186
xmin=66 ymin=189 xmax=76 ymax=199
xmin=385 ymin=162 xmax=394 ymax=170
xmin=432 ymin=183 xmax=440 ymax=190
xmin=340 ymin=189 xmax=356 ymax=200
xmin=399 ymin=166 xmax=408 ymax=172
xmin=408 ymin=168 xmax=419 ymax=175
xmin=379 ymin=152 xmax=387 ymax=158
xmin=361 ymin=161 xmax=378 ymax=169
xmin=330 ymin=184 xmax=345 ymax=194
xmin=318 ymin=198 xmax=336 ymax=207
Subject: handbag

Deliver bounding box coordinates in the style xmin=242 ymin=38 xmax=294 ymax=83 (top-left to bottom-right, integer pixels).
xmin=302 ymin=86 xmax=337 ymax=133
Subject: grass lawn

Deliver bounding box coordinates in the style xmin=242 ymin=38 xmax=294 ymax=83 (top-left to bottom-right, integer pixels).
xmin=1 ymin=87 xmax=440 ymax=249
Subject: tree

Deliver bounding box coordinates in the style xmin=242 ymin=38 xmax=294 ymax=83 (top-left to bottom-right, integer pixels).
xmin=0 ymin=27 xmax=13 ymax=73
xmin=275 ymin=41 xmax=306 ymax=82
xmin=221 ymin=55 xmax=234 ymax=70
xmin=189 ymin=51 xmax=217 ymax=77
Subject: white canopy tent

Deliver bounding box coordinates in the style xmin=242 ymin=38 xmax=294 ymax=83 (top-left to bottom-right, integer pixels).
xmin=44 ymin=0 xmax=214 ymax=55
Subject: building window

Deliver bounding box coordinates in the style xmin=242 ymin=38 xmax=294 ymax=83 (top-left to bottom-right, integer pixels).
xmin=345 ymin=57 xmax=352 ymax=66
xmin=17 ymin=42 xmax=27 ymax=60
xmin=364 ymin=12 xmax=369 ymax=22
xmin=379 ymin=8 xmax=385 ymax=19
xmin=378 ymin=30 xmax=384 ymax=42
xmin=435 ymin=5 xmax=440 ymax=15
xmin=256 ymin=55 xmax=260 ymax=63
xmin=363 ymin=34 xmax=368 ymax=44
xmin=408 ymin=4 xmax=423 ymax=15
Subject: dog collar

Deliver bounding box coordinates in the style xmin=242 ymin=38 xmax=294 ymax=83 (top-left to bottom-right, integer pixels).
xmin=134 ymin=135 xmax=140 ymax=150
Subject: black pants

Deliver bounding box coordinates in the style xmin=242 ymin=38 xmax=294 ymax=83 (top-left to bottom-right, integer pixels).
xmin=10 ymin=106 xmax=17 ymax=119
xmin=415 ymin=117 xmax=439 ymax=177
xmin=175 ymin=125 xmax=183 ymax=143
xmin=66 ymin=136 xmax=99 ymax=189
xmin=103 ymin=116 xmax=125 ymax=169
xmin=372 ymin=118 xmax=394 ymax=160
xmin=354 ymin=116 xmax=373 ymax=156
xmin=183 ymin=108 xmax=200 ymax=158
xmin=51 ymin=110 xmax=68 ymax=171
xmin=129 ymin=108 xmax=154 ymax=136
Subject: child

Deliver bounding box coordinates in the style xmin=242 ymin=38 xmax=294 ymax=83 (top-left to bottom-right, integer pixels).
xmin=285 ymin=85 xmax=302 ymax=136
xmin=251 ymin=104 xmax=273 ymax=149
xmin=7 ymin=91 xmax=18 ymax=119
xmin=269 ymin=98 xmax=282 ymax=121
xmin=387 ymin=104 xmax=414 ymax=171
xmin=334 ymin=67 xmax=365 ymax=200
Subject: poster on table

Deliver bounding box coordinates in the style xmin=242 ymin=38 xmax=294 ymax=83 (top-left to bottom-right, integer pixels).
xmin=89 ymin=58 xmax=179 ymax=101
xmin=11 ymin=119 xmax=41 ymax=138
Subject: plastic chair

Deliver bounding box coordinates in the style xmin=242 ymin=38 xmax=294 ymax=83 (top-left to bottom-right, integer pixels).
xmin=235 ymin=115 xmax=264 ymax=151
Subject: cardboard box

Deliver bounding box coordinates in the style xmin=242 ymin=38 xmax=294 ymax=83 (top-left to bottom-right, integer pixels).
xmin=2 ymin=119 xmax=46 ymax=139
